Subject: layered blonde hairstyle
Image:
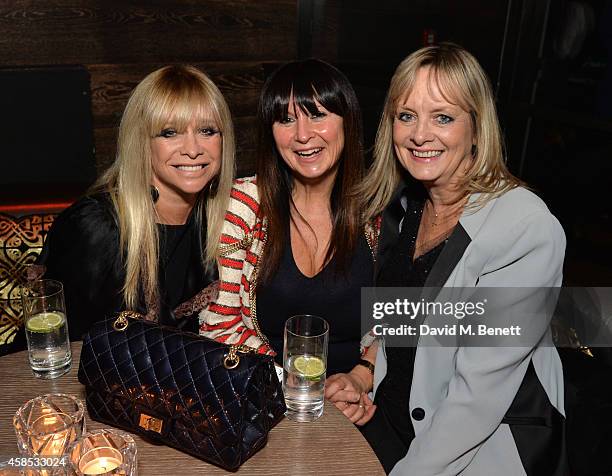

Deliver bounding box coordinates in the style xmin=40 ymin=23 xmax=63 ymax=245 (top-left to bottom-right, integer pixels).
xmin=361 ymin=42 xmax=522 ymax=220
xmin=94 ymin=65 xmax=235 ymax=309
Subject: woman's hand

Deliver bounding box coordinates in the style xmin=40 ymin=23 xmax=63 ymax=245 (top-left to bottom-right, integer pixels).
xmin=326 ymin=371 xmax=366 ymax=403
xmin=329 ymin=391 xmax=376 ymax=425
xmin=325 ymin=365 xmax=376 ymax=424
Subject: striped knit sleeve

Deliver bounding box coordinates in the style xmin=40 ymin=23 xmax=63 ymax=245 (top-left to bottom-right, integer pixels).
xmin=199 ymin=177 xmax=271 ymax=354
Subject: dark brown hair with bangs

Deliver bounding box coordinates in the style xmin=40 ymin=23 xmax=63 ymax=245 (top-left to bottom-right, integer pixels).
xmin=256 ymin=59 xmax=365 ymax=284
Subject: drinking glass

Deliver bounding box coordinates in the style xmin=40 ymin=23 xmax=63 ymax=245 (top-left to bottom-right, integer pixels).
xmin=283 ymin=314 xmax=329 ymax=422
xmin=67 ymin=429 xmax=137 ymax=476
xmin=21 ymin=279 xmax=71 ymax=378
xmin=13 ymin=394 xmax=85 ymax=475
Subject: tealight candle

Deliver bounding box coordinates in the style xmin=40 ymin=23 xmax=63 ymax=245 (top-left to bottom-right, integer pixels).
xmin=78 ymin=447 xmax=123 ymax=475
xmin=68 ymin=429 xmax=136 ymax=476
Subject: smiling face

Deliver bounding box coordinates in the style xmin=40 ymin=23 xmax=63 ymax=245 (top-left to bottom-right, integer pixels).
xmin=150 ymin=116 xmax=222 ymax=201
xmin=393 ymin=66 xmax=474 ymax=190
xmin=272 ymin=98 xmax=344 ymax=185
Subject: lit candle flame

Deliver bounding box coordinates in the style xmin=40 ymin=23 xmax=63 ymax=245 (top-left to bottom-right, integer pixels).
xmin=78 ymin=447 xmax=123 ymax=475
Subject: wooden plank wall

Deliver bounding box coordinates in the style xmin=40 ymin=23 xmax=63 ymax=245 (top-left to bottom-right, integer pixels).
xmin=0 ymin=0 xmax=298 ymax=177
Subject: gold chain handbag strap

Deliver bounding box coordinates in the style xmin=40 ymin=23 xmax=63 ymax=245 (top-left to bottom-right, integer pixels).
xmin=112 ymin=310 xmax=143 ymax=331
xmin=218 ymin=223 xmax=271 ymax=349
xmin=216 ymin=221 xmax=271 ymax=356
xmin=217 ymin=231 xmax=255 ymax=257
xmin=112 ymin=306 xmax=257 ymax=371
xmin=245 ymin=227 xmax=270 ymax=349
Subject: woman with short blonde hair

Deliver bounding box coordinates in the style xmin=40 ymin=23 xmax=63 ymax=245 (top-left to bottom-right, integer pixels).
xmin=361 ymin=43 xmax=522 ymax=221
xmin=327 ymin=43 xmax=567 ymax=475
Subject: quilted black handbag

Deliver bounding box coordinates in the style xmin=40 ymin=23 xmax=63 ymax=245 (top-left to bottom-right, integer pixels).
xmin=77 ymin=311 xmax=286 ymax=471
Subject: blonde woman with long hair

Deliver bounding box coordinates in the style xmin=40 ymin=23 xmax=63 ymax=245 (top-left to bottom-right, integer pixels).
xmin=326 ymin=43 xmax=567 ymax=475
xmin=39 ymin=65 xmax=234 ymax=339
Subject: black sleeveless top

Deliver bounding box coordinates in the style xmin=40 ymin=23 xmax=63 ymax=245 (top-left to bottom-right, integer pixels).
xmin=256 ymin=231 xmax=374 ymax=374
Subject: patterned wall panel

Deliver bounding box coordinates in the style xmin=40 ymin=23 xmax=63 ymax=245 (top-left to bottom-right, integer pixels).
xmin=0 ymin=213 xmax=56 ymax=347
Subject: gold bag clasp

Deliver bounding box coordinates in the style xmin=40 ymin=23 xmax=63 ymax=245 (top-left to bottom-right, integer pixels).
xmin=138 ymin=413 xmax=163 ymax=434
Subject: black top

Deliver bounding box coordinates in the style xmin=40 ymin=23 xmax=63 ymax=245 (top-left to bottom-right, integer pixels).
xmin=256 ymin=231 xmax=374 ymax=375
xmin=37 ymin=193 xmax=216 ymax=342
xmin=157 ymin=223 xmax=194 ymax=326
xmin=361 ymin=193 xmax=448 ymax=472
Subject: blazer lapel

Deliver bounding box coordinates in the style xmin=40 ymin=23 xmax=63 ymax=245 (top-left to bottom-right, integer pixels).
xmin=423 ymin=223 xmax=471 ymax=289
xmin=422 ymin=191 xmax=493 ymax=293
xmin=399 ymin=222 xmax=471 ymax=338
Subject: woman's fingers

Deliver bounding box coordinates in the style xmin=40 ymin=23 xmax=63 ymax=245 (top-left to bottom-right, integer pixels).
xmin=327 ymin=389 xmax=361 ymax=404
xmin=355 ymin=394 xmax=376 ymax=426
xmin=328 ymin=377 xmax=375 ymax=423
xmin=355 ymin=403 xmax=376 ymax=426
xmin=338 ymin=400 xmax=362 ymax=422
xmin=344 ymin=400 xmax=373 ymax=424
xmin=325 ymin=373 xmax=361 ymax=399
xmin=333 ymin=396 xmax=375 ymax=424
xmin=348 ymin=402 xmax=367 ymax=423
xmin=324 ymin=373 xmax=347 ymax=398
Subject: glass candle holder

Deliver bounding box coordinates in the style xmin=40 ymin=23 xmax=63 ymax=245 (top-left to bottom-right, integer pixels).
xmin=67 ymin=429 xmax=137 ymax=476
xmin=13 ymin=394 xmax=85 ymax=475
xmin=14 ymin=394 xmax=85 ymax=456
xmin=0 ymin=460 xmax=24 ymax=475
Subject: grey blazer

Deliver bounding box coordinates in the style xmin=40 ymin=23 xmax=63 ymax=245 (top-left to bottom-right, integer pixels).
xmin=373 ymin=187 xmax=567 ymax=476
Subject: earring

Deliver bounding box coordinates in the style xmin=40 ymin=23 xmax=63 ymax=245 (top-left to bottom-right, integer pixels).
xmin=207 ymin=177 xmax=219 ymax=196
xmin=150 ymin=185 xmax=159 ymax=203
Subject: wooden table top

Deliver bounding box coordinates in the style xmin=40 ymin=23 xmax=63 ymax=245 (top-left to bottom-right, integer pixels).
xmin=0 ymin=343 xmax=385 ymax=475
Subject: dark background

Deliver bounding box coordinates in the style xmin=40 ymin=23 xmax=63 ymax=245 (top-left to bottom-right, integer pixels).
xmin=0 ymin=0 xmax=610 ymax=285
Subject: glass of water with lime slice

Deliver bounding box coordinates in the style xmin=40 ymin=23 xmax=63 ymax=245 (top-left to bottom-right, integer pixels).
xmin=283 ymin=315 xmax=329 ymax=422
xmin=21 ymin=279 xmax=71 ymax=378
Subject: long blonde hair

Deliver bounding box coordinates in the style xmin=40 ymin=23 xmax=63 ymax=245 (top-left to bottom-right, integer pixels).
xmin=94 ymin=65 xmax=235 ymax=309
xmin=361 ymin=42 xmax=523 ymax=220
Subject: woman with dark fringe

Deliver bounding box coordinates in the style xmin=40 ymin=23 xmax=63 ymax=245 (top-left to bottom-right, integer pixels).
xmin=200 ymin=59 xmax=377 ymax=401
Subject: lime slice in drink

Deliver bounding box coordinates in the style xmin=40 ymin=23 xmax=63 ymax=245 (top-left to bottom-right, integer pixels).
xmin=293 ymin=355 xmax=326 ymax=380
xmin=26 ymin=312 xmax=65 ymax=333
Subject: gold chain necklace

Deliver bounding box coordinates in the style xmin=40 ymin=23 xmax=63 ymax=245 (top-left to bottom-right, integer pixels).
xmin=426 ymin=197 xmax=467 ymax=228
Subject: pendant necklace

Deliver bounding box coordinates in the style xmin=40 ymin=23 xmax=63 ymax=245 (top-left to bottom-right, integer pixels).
xmin=427 ymin=197 xmax=467 ymax=228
